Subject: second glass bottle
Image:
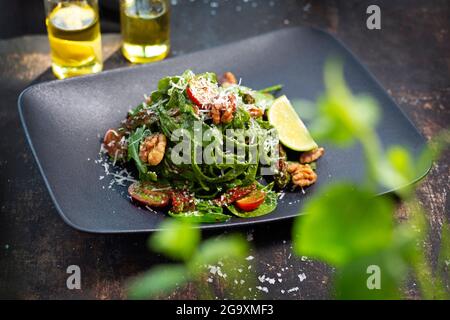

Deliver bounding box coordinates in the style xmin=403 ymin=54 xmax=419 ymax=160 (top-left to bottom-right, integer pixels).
xmin=120 ymin=0 xmax=171 ymax=63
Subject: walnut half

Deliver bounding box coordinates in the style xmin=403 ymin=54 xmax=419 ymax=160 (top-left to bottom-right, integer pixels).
xmin=288 ymin=163 xmax=317 ymax=188
xmin=139 ymin=133 xmax=167 ymax=166
xmin=210 ymin=94 xmax=237 ymax=124
xmin=248 ymin=106 xmax=264 ymax=118
xmin=300 ymin=147 xmax=325 ymax=164
xmin=219 ymin=72 xmax=237 ymax=87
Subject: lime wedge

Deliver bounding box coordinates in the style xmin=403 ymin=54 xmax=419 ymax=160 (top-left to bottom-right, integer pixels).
xmin=267 ymin=95 xmax=318 ymax=151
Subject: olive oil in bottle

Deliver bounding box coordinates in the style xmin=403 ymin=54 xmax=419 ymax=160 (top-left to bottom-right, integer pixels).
xmin=120 ymin=0 xmax=170 ymax=63
xmin=46 ymin=1 xmax=102 ymax=79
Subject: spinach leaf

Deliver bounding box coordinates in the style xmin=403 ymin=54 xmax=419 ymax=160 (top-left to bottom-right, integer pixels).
xmin=157 ymin=76 xmax=179 ymax=93
xmin=167 ymin=90 xmax=191 ymax=113
xmin=168 ymin=201 xmax=231 ymax=223
xmin=150 ymin=219 xmax=200 ymax=261
xmin=227 ymin=190 xmax=278 ymax=218
xmin=151 ymin=90 xmax=166 ymax=103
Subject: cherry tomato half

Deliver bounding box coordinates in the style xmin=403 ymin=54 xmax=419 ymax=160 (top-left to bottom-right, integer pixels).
xmin=128 ymin=182 xmax=170 ymax=208
xmin=186 ymin=86 xmax=202 ymax=107
xmin=186 ymin=77 xmax=219 ymax=108
xmin=235 ymin=190 xmax=266 ymax=212
xmin=214 ymin=184 xmax=256 ymax=207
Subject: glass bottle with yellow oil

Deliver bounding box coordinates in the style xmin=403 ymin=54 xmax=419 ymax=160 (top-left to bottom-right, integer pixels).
xmin=120 ymin=0 xmax=170 ymax=63
xmin=44 ymin=0 xmax=103 ymax=79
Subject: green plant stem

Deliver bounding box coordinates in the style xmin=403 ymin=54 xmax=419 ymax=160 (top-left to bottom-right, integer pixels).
xmin=359 ymin=131 xmax=382 ymax=190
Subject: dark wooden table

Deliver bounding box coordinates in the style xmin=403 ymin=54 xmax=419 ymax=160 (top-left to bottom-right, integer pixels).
xmin=0 ymin=0 xmax=448 ymax=299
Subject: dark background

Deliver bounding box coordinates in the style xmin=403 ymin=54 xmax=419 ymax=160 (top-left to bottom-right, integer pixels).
xmin=0 ymin=0 xmax=121 ymax=38
xmin=0 ymin=0 xmax=449 ymax=299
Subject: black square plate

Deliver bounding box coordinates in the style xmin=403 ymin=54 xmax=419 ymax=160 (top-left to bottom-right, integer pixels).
xmin=18 ymin=27 xmax=429 ymax=233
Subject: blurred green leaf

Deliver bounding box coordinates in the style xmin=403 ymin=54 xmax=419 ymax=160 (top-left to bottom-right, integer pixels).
xmin=127 ymin=265 xmax=187 ymax=299
xmin=293 ymin=184 xmax=394 ymax=266
xmin=334 ymin=249 xmax=406 ymax=300
xmin=149 ymin=219 xmax=200 ymax=261
xmin=381 ymin=146 xmax=415 ymax=196
xmin=335 ymin=207 xmax=422 ymax=299
xmin=310 ymin=98 xmax=355 ymax=146
xmin=310 ymin=60 xmax=380 ymax=146
xmin=189 ymin=235 xmax=249 ymax=271
xmin=387 ymin=146 xmax=414 ymax=181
